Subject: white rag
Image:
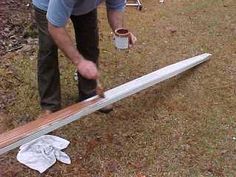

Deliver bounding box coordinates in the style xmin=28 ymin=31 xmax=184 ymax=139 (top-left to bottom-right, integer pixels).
xmin=17 ymin=135 xmax=71 ymax=173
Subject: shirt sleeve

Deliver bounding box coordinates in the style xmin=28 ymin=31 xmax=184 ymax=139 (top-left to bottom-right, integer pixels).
xmin=106 ymin=0 xmax=126 ymax=11
xmin=46 ymin=0 xmax=76 ymax=27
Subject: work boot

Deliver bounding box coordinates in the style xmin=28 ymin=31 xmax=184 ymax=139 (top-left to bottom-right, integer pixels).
xmin=78 ymin=91 xmax=113 ymax=114
xmin=98 ymin=104 xmax=113 ymax=114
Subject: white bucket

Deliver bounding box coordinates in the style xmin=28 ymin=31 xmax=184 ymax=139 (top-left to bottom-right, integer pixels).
xmin=114 ymin=28 xmax=130 ymax=50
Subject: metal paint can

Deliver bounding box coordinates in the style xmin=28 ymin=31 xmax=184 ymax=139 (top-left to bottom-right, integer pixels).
xmin=114 ymin=28 xmax=130 ymax=49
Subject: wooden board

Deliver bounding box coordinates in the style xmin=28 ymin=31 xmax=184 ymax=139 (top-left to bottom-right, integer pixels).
xmin=0 ymin=53 xmax=211 ymax=155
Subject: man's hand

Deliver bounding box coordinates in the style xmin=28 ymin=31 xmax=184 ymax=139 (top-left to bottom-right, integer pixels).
xmin=77 ymin=59 xmax=99 ymax=80
xmin=128 ymin=32 xmax=137 ymax=47
xmin=48 ymin=23 xmax=99 ymax=80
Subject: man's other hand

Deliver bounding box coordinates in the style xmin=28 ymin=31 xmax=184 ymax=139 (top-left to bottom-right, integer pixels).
xmin=77 ymin=59 xmax=99 ymax=80
xmin=129 ymin=32 xmax=137 ymax=47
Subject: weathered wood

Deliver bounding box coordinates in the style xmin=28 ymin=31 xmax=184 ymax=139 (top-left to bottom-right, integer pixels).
xmin=0 ymin=53 xmax=211 ymax=155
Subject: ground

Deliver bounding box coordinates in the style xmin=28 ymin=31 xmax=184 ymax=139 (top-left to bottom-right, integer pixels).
xmin=0 ymin=0 xmax=236 ymax=176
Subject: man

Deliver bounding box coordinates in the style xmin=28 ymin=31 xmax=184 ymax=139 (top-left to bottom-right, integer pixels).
xmin=33 ymin=0 xmax=136 ymax=116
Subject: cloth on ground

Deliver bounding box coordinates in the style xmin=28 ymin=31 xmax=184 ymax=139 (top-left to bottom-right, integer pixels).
xmin=17 ymin=135 xmax=71 ymax=173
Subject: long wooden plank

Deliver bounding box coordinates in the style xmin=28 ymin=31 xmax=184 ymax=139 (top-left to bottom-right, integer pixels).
xmin=0 ymin=53 xmax=211 ymax=155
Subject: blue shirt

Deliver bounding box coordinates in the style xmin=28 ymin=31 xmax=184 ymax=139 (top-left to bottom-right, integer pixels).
xmin=33 ymin=0 xmax=125 ymax=27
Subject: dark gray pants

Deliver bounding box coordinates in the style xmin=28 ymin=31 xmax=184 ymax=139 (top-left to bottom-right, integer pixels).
xmin=34 ymin=7 xmax=99 ymax=111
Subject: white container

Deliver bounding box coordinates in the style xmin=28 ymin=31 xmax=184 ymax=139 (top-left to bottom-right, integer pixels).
xmin=114 ymin=28 xmax=130 ymax=50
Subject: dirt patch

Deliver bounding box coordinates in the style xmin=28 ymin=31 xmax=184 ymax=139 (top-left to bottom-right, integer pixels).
xmin=0 ymin=0 xmax=37 ymax=115
xmin=0 ymin=0 xmax=36 ymax=56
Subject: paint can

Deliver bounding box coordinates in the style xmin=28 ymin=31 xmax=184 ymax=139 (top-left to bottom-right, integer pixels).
xmin=114 ymin=28 xmax=130 ymax=50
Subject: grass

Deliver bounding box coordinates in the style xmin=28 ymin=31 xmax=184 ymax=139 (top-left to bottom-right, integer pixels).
xmin=0 ymin=0 xmax=236 ymax=176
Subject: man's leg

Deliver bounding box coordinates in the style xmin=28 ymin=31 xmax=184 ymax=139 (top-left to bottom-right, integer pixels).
xmin=70 ymin=9 xmax=99 ymax=101
xmin=71 ymin=9 xmax=113 ymax=113
xmin=34 ymin=7 xmax=61 ymax=112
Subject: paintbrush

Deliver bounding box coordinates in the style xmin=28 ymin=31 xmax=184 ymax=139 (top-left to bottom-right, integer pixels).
xmin=96 ymin=80 xmax=105 ymax=98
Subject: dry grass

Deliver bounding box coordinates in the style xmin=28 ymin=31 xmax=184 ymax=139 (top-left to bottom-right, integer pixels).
xmin=0 ymin=0 xmax=235 ymax=176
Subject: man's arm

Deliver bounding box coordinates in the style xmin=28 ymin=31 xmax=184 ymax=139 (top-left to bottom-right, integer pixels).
xmin=48 ymin=23 xmax=98 ymax=80
xmin=107 ymin=10 xmax=124 ymax=32
xmin=107 ymin=9 xmax=137 ymax=46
